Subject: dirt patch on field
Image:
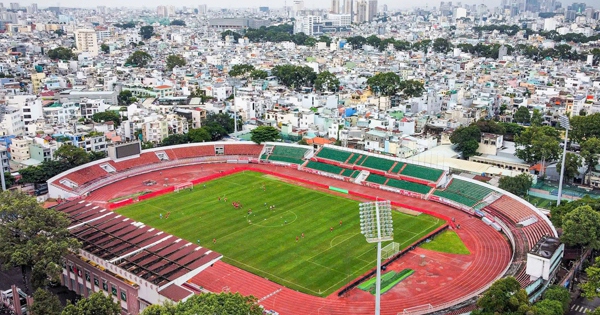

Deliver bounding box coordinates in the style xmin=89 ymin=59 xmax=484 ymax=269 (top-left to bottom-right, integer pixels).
xmin=395 ymin=207 xmax=422 ymax=216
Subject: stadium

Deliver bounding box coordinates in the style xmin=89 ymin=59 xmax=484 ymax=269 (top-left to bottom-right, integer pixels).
xmin=47 ymin=141 xmax=558 ymax=315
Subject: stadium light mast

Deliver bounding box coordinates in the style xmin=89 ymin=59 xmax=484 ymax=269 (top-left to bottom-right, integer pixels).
xmin=556 ymin=115 xmax=570 ymax=206
xmin=359 ymin=200 xmax=393 ymax=315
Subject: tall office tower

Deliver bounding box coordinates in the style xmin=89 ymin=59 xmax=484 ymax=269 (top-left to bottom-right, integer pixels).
xmin=167 ymin=6 xmax=175 ymax=16
xmin=198 ymin=4 xmax=207 ymax=15
xmin=367 ymin=0 xmax=377 ymax=21
xmin=74 ymin=29 xmax=99 ymax=56
xmin=356 ymin=0 xmax=367 ymax=23
xmin=382 ymin=4 xmax=388 ymax=12
xmin=9 ymin=3 xmax=19 ymax=10
xmin=293 ymin=0 xmax=304 ymax=12
xmin=157 ymin=6 xmax=167 ymax=17
xmin=331 ymin=0 xmax=340 ymax=13
xmin=97 ymin=6 xmax=106 ymax=13
xmin=525 ymin=0 xmax=540 ymax=12
xmin=30 ymin=3 xmax=38 ymax=12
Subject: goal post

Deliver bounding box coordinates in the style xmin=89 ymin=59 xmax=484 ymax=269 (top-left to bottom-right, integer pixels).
xmin=382 ymin=242 xmax=400 ymax=260
xmin=174 ymin=182 xmax=193 ymax=192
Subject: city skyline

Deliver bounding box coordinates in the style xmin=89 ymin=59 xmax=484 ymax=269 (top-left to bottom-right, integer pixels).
xmin=10 ymin=0 xmax=600 ymax=10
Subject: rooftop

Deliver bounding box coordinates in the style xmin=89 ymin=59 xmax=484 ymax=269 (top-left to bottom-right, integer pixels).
xmin=529 ymin=236 xmax=561 ymax=259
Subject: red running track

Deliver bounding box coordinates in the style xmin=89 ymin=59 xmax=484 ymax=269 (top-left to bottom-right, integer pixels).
xmin=86 ymin=163 xmax=512 ymax=315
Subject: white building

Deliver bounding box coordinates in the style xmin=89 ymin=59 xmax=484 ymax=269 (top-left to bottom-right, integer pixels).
xmin=0 ymin=106 xmax=24 ymax=136
xmin=74 ymin=29 xmax=99 ymax=56
xmin=294 ymin=15 xmax=322 ymax=35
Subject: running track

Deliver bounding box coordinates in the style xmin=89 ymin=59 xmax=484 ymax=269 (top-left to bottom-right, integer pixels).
xmin=87 ymin=163 xmax=512 ymax=315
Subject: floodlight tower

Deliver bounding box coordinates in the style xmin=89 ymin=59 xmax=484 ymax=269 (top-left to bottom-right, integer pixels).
xmin=359 ymin=200 xmax=393 ymax=315
xmin=556 ymin=115 xmax=570 ymax=206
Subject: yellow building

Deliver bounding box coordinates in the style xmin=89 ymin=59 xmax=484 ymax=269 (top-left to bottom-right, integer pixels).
xmin=31 ymin=72 xmax=46 ymax=94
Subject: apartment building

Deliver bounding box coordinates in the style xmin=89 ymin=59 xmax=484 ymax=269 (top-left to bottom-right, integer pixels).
xmin=74 ymin=29 xmax=99 ymax=56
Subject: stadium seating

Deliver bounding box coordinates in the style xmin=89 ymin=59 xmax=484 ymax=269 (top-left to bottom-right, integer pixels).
xmin=390 ymin=162 xmax=405 ymax=174
xmin=65 ymin=165 xmax=108 ymax=186
xmin=347 ymin=154 xmax=361 ymax=164
xmin=433 ymin=190 xmax=480 ymax=207
xmin=306 ymin=161 xmax=344 ymax=175
xmin=170 ymin=146 xmax=215 ymax=159
xmin=400 ymin=164 xmax=444 ymax=182
xmin=386 ymin=178 xmax=431 ymax=195
xmin=264 ymin=145 xmax=310 ymax=164
xmin=444 ymin=179 xmax=494 ymax=201
xmin=223 ymin=144 xmax=264 ymax=156
xmin=109 ymin=153 xmax=161 ymax=171
xmin=359 ymin=156 xmax=396 ymax=172
xmin=316 ymin=147 xmax=352 ymax=163
xmin=489 ymin=196 xmax=535 ymax=224
xmin=341 ymin=169 xmax=359 ymax=178
xmin=366 ymin=173 xmax=388 ymax=185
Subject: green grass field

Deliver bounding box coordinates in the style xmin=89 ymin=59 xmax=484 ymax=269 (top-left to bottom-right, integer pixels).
xmin=115 ymin=171 xmax=443 ymax=296
xmin=419 ymin=230 xmax=470 ymax=255
xmin=526 ymin=196 xmax=554 ymax=209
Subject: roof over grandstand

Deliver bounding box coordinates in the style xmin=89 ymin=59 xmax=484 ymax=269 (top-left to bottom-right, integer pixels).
xmin=54 ymin=200 xmax=222 ymax=288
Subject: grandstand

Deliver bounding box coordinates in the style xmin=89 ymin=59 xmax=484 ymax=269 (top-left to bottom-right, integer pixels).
xmin=365 ymin=173 xmax=388 ymax=185
xmin=359 ymin=156 xmax=396 ymax=173
xmin=315 ymin=147 xmax=353 ymax=163
xmin=433 ymin=178 xmax=494 ymax=208
xmin=400 ymin=164 xmax=444 ymax=182
xmin=261 ymin=145 xmax=311 ymax=164
xmin=305 ymin=161 xmax=345 ymax=175
xmin=386 ymin=178 xmax=432 ymax=195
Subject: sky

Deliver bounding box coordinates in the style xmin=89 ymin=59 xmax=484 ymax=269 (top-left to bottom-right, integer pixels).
xmin=15 ymin=0 xmax=600 ymax=10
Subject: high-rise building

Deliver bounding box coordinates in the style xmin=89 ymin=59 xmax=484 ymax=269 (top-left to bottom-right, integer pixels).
xmin=157 ymin=5 xmax=168 ymax=17
xmin=74 ymin=29 xmax=99 ymax=56
xmin=367 ymin=0 xmax=377 ymax=21
xmin=167 ymin=5 xmax=175 ymax=16
xmin=293 ymin=0 xmax=304 ymax=13
xmin=198 ymin=4 xmax=207 ymax=15
xmin=9 ymin=3 xmax=19 ymax=10
xmin=331 ymin=0 xmax=340 ymax=13
xmin=356 ymin=0 xmax=367 ymax=23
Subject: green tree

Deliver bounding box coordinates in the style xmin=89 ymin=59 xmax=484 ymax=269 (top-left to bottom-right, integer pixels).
xmin=188 ymin=128 xmax=211 ymax=142
xmin=531 ymin=108 xmax=544 ymax=126
xmin=398 ymin=79 xmax=425 ymax=99
xmin=432 ymin=38 xmax=453 ymax=54
xmin=166 ymin=54 xmax=186 ymax=71
xmin=251 ymin=126 xmax=280 ymax=144
xmin=542 ymin=285 xmax=571 ymax=313
xmin=513 ymin=106 xmax=531 ymax=124
xmin=229 ymin=64 xmax=255 ymax=77
xmin=304 ymin=37 xmax=317 ymax=47
xmin=271 ymin=65 xmax=317 ymax=88
xmin=571 ymin=113 xmax=600 ymax=143
xmin=61 ymin=292 xmax=120 ymax=315
xmin=581 ymin=138 xmax=600 ymax=183
xmin=161 ymin=134 xmax=189 ymax=146
xmin=54 ymin=29 xmax=65 ymax=36
xmin=515 ymin=126 xmax=561 ymax=167
xmin=314 ymin=71 xmax=340 ymax=92
xmin=30 ymin=288 xmax=62 ymax=315
xmin=450 ymin=125 xmax=481 ymax=159
xmin=366 ymin=35 xmax=381 ymax=48
xmin=19 ymin=160 xmax=71 ymax=184
xmin=118 ymin=90 xmax=137 ymax=105
xmin=92 ymin=111 xmax=121 ymax=126
xmin=170 ymin=19 xmax=186 ymax=26
xmin=141 ymin=292 xmax=263 ymax=315
xmin=532 ymin=299 xmax=563 ymax=315
xmin=471 ymin=277 xmax=530 ymax=315
xmin=318 ymin=35 xmax=332 ymax=46
xmin=550 ymin=196 xmax=600 ymax=228
xmin=100 ymin=44 xmax=109 ymax=54
xmin=220 ymin=30 xmax=242 ymax=41
xmin=561 ymin=205 xmax=600 ymax=249
xmin=47 ymin=47 xmax=75 ymax=60
xmin=88 ymin=151 xmax=107 ymax=161
xmin=126 ymin=50 xmax=152 ymax=67
xmin=0 ymin=191 xmax=80 ymax=291
xmin=556 ymin=152 xmax=582 ymax=183
xmin=3 ymin=172 xmax=15 ymax=187
xmin=582 ymin=257 xmax=600 ymax=299
xmin=498 ymin=173 xmax=533 ymax=197
xmin=475 ymin=119 xmax=506 ymax=134
xmin=204 ymin=112 xmax=240 ymax=135
xmin=139 ymin=25 xmax=154 ymax=40
xmin=367 ymin=72 xmax=401 ymax=96
xmin=249 ymin=69 xmax=268 ymax=80
xmin=55 ymin=144 xmax=90 ymax=167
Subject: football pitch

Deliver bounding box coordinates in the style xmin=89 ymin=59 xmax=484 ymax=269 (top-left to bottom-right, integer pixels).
xmin=115 ymin=171 xmax=444 ymax=296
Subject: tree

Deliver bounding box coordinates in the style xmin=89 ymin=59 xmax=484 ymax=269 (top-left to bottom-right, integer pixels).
xmin=19 ymin=160 xmax=71 ymax=184
xmin=3 ymin=172 xmax=15 ymax=187
xmin=170 ymin=19 xmax=186 ymax=26
xmin=61 ymin=292 xmax=120 ymax=315
xmin=471 ymin=277 xmax=530 ymax=315
xmin=556 ymin=152 xmax=582 ymax=183
xmin=513 ymin=106 xmax=531 ymax=124
xmin=0 ymin=191 xmax=80 ymax=291
xmin=220 ymin=30 xmax=242 ymax=41
xmin=304 ymin=37 xmax=317 ymax=47
xmin=250 ymin=69 xmax=268 ymax=80
xmin=475 ymin=119 xmax=506 ymax=134
xmin=30 ymin=288 xmax=62 ymax=315
xmin=432 ymin=38 xmax=453 ymax=54
xmin=100 ymin=44 xmax=109 ymax=54
xmin=251 ymin=126 xmax=280 ymax=144
xmin=47 ymin=47 xmax=75 ymax=60
xmin=367 ymin=72 xmax=401 ymax=96
xmin=531 ymin=109 xmax=544 ymax=126
xmin=398 ymin=79 xmax=425 ymax=99
xmin=515 ymin=126 xmax=561 ymax=168
xmin=581 ymin=138 xmax=600 ymax=183
xmin=166 ymin=54 xmax=186 ymax=71
xmin=542 ymin=285 xmax=571 ymax=313
xmin=188 ymin=128 xmax=211 ymax=143
xmin=126 ymin=50 xmax=152 ymax=67
xmin=550 ymin=196 xmax=600 ymax=228
xmin=54 ymin=29 xmax=65 ymax=36
xmin=498 ymin=173 xmax=533 ymax=197
xmin=229 ymin=64 xmax=255 ymax=78
xmin=450 ymin=125 xmax=481 ymax=159
xmin=561 ymin=205 xmax=600 ymax=249
xmin=271 ymin=65 xmax=316 ymax=88
xmin=204 ymin=112 xmax=240 ymax=135
xmin=532 ymin=299 xmax=563 ymax=315
xmin=571 ymin=113 xmax=600 ymax=143
xmin=118 ymin=90 xmax=137 ymax=105
xmin=92 ymin=111 xmax=121 ymax=126
xmin=55 ymin=144 xmax=90 ymax=167
xmin=582 ymin=257 xmax=600 ymax=299
xmin=88 ymin=151 xmax=106 ymax=161
xmin=314 ymin=71 xmax=340 ymax=92
xmin=141 ymin=292 xmax=263 ymax=315
xmin=139 ymin=25 xmax=154 ymax=40
xmin=161 ymin=134 xmax=189 ymax=146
